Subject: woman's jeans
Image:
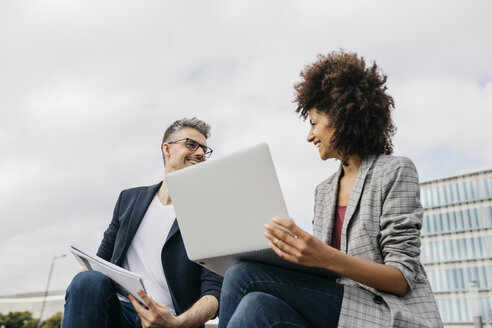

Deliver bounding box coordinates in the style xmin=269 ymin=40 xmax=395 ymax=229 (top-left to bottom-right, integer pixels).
xmin=61 ymin=270 xmax=141 ymax=328
xmin=219 ymin=262 xmax=344 ymax=328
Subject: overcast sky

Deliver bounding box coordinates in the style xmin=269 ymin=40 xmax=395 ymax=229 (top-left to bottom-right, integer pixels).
xmin=1 ymin=0 xmax=491 ymax=295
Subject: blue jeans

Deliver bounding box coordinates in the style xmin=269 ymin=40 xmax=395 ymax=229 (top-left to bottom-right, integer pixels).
xmin=61 ymin=271 xmax=141 ymax=328
xmin=218 ymin=262 xmax=343 ymax=328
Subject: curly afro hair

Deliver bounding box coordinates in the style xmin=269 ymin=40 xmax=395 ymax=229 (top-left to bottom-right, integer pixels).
xmin=294 ymin=50 xmax=396 ymax=159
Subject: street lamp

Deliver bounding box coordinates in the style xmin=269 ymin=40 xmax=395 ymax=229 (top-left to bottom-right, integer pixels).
xmin=36 ymin=254 xmax=67 ymax=328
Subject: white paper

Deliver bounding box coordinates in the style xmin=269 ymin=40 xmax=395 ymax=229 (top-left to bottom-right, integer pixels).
xmin=69 ymin=245 xmax=147 ymax=305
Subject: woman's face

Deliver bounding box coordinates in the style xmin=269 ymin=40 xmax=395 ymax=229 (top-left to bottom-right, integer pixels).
xmin=307 ymin=108 xmax=337 ymax=161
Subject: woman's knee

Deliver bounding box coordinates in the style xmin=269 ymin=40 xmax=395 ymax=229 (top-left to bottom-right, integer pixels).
xmin=227 ymin=292 xmax=268 ymax=327
xmin=224 ymin=261 xmax=268 ymax=285
xmin=228 ymin=292 xmax=308 ymax=328
xmin=223 ymin=262 xmax=254 ymax=289
xmin=225 ymin=261 xmax=254 ymax=278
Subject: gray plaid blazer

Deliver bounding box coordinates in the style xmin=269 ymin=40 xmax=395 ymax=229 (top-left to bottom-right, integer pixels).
xmin=313 ymin=155 xmax=442 ymax=327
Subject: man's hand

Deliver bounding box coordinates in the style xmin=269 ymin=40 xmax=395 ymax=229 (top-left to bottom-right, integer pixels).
xmin=129 ymin=290 xmax=182 ymax=328
xmin=264 ymin=217 xmax=333 ymax=268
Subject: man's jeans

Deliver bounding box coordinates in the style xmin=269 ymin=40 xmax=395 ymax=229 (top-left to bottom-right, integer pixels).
xmin=61 ymin=270 xmax=141 ymax=328
xmin=218 ymin=262 xmax=343 ymax=328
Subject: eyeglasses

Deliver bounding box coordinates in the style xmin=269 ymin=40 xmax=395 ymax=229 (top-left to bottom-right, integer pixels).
xmin=167 ymin=138 xmax=213 ymax=158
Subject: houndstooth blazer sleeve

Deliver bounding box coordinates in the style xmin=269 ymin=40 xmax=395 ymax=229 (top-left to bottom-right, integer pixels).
xmin=379 ymin=157 xmax=423 ymax=290
xmin=313 ymin=155 xmax=442 ymax=327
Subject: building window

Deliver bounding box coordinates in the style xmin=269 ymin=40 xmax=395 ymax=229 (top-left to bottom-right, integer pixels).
xmin=485 ymin=206 xmax=492 ymax=227
xmin=427 ymin=266 xmax=491 ymax=292
xmin=480 ymin=177 xmax=492 ymax=199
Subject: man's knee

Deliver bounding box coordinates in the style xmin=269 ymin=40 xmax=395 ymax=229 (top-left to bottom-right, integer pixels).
xmin=66 ymin=270 xmax=113 ymax=300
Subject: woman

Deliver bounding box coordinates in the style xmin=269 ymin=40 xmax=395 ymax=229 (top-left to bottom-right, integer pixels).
xmin=218 ymin=51 xmax=442 ymax=327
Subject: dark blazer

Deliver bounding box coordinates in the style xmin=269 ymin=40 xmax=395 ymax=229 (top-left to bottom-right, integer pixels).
xmin=96 ymin=182 xmax=223 ymax=319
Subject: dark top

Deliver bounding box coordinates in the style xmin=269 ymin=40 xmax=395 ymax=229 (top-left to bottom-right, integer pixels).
xmin=96 ymin=182 xmax=223 ymax=322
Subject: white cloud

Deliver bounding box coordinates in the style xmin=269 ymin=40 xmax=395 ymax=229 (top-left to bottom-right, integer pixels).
xmin=0 ymin=0 xmax=491 ymax=295
xmin=392 ymin=77 xmax=492 ymax=180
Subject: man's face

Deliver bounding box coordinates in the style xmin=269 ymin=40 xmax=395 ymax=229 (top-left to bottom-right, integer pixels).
xmin=163 ymin=127 xmax=208 ymax=174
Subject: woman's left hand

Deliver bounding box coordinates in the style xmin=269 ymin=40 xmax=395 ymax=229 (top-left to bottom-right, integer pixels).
xmin=264 ymin=217 xmax=333 ymax=268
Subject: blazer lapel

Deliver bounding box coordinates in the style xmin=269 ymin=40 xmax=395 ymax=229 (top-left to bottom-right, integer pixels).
xmin=165 ymin=218 xmax=180 ymax=244
xmin=340 ymin=155 xmax=376 ymax=253
xmin=115 ymin=182 xmax=162 ymax=265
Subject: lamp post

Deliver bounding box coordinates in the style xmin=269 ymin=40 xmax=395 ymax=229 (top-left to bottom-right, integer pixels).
xmin=36 ymin=254 xmax=67 ymax=328
xmin=468 ymin=280 xmax=483 ymax=328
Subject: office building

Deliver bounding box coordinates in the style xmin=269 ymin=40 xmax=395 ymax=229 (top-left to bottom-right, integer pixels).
xmin=421 ymin=169 xmax=492 ymax=327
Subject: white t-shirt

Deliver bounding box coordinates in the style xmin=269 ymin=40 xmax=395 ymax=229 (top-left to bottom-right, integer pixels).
xmin=122 ymin=195 xmax=176 ymax=314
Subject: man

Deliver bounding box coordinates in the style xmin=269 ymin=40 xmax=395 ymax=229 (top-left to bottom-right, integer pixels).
xmin=62 ymin=117 xmax=223 ymax=328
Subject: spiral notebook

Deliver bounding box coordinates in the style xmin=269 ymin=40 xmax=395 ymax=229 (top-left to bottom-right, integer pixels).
xmin=166 ymin=143 xmax=339 ymax=279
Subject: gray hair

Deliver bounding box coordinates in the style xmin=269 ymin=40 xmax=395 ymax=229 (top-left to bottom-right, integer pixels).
xmin=161 ymin=117 xmax=211 ymax=147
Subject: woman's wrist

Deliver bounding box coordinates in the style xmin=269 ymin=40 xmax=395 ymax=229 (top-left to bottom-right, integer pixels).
xmin=321 ymin=244 xmax=341 ymax=272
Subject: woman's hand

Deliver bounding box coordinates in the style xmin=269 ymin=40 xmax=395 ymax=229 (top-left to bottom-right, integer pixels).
xmin=265 ymin=217 xmax=409 ymax=296
xmin=264 ymin=217 xmax=333 ymax=268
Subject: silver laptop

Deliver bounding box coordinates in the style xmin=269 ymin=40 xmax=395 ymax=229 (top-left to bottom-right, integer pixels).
xmin=166 ymin=143 xmax=338 ymax=279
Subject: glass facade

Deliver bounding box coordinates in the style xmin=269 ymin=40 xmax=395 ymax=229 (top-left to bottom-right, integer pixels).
xmin=427 ymin=266 xmax=492 ymax=291
xmin=436 ymin=297 xmax=492 ymax=323
xmin=420 ymin=169 xmax=492 ymax=327
xmin=421 ymin=177 xmax=491 ymax=208
xmin=423 ymin=237 xmax=490 ymax=263
xmin=422 ymin=207 xmax=490 ymax=235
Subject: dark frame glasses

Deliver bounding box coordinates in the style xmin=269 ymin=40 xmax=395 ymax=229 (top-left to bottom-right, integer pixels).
xmin=167 ymin=138 xmax=213 ymax=158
